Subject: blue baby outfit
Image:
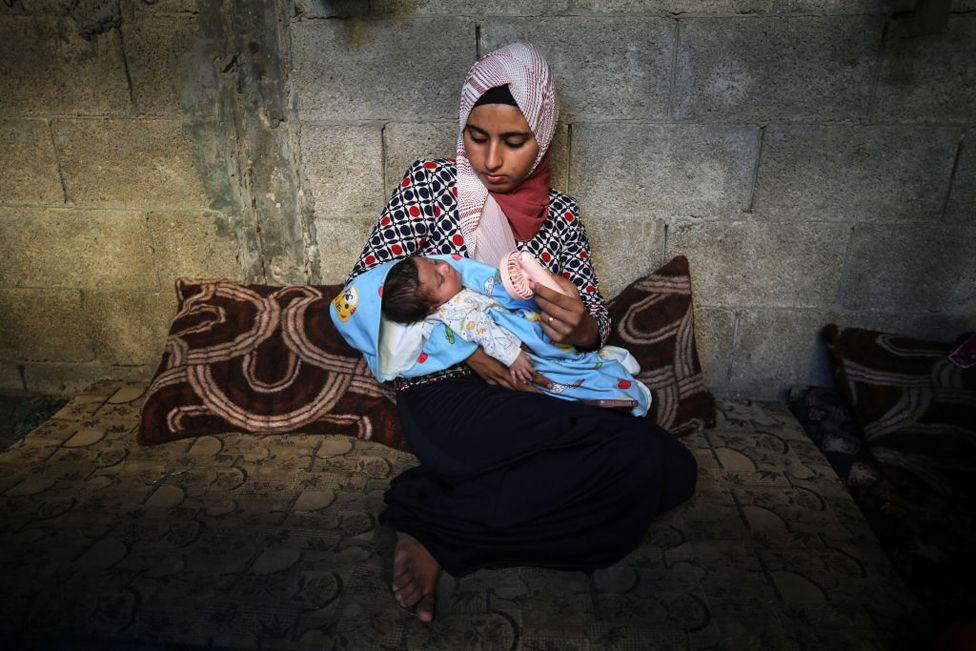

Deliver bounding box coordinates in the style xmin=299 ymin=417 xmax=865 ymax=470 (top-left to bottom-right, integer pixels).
xmin=329 ymin=254 xmax=651 ymax=417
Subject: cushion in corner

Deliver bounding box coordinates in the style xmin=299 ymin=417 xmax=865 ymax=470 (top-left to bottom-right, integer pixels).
xmin=822 ymin=324 xmax=976 ymax=507
xmin=138 ymin=277 xmax=408 ymax=451
xmin=787 ymin=385 xmax=883 ymax=493
xmin=606 ymin=255 xmax=716 ymax=436
xmin=788 ymin=383 xmax=976 ymax=627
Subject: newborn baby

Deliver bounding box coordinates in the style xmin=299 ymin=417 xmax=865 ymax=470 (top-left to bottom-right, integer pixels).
xmin=380 ymin=254 xmax=652 ymax=414
xmin=382 ymin=255 xmax=536 ymax=386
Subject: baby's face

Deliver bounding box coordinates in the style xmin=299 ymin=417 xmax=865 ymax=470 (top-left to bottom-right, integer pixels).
xmin=415 ymin=257 xmax=461 ymax=312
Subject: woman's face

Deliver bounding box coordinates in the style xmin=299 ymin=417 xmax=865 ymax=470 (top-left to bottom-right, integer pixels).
xmin=463 ymin=103 xmax=540 ymax=193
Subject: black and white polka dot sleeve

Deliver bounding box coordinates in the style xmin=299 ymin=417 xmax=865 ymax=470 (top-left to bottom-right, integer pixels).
xmin=344 ymin=160 xmax=431 ymax=286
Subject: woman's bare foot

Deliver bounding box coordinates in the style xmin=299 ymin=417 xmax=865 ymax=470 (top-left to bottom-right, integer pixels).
xmin=392 ymin=531 xmax=441 ymax=623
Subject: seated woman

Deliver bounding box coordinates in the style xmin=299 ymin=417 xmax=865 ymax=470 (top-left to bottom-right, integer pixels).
xmin=343 ymin=42 xmax=699 ymax=623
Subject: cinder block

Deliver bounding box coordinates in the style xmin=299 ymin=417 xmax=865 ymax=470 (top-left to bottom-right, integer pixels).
xmin=382 ymin=121 xmax=570 ymax=197
xmin=673 ymin=16 xmax=882 ymax=122
xmin=0 ymin=289 xmax=93 ymax=362
xmin=754 ymin=125 xmax=959 ymax=222
xmin=945 ymin=128 xmax=975 ymax=224
xmin=481 ymin=17 xmax=674 ymax=121
xmin=301 ymin=124 xmax=384 ymax=219
xmin=665 ymin=220 xmax=850 ymax=308
xmin=550 ymin=123 xmax=570 ymax=194
xmin=314 ymin=218 xmax=374 ymax=284
xmin=873 ymin=15 xmax=976 ymax=124
xmin=0 ymin=361 xmax=24 ymax=392
xmin=82 ymin=291 xmax=176 ymax=365
xmin=383 ymin=122 xmax=457 ymax=195
xmin=0 ymin=15 xmax=131 ymax=116
xmin=730 ymin=308 xmax=835 ymax=400
xmin=694 ymin=306 xmax=735 ymax=396
xmin=571 ymin=123 xmax=758 ymax=220
xmin=582 ymin=218 xmax=665 ymax=300
xmin=120 ymin=0 xmax=198 ymax=15
xmin=561 ymin=0 xmax=914 ymax=15
xmin=561 ymin=0 xmax=705 ymax=14
xmin=292 ymin=18 xmax=475 ymax=121
xmin=239 ymin=0 xmax=922 ymax=18
xmin=13 ymin=0 xmax=122 ymax=39
xmin=121 ymin=15 xmax=201 ymax=115
xmin=369 ymin=0 xmax=570 ymax=15
xmin=0 ymin=119 xmax=63 ymax=204
xmin=148 ymin=211 xmax=242 ymax=287
xmin=12 ymin=0 xmax=122 ymax=22
xmin=0 ymin=207 xmax=156 ymax=289
xmin=296 ymin=0 xmax=371 ymax=16
xmin=841 ymin=224 xmax=976 ymax=313
xmin=21 ymin=362 xmax=155 ymax=396
xmin=784 ymin=0 xmax=916 ymax=11
xmin=53 ymin=118 xmax=209 ymax=209
xmin=831 ymin=310 xmax=974 ymax=343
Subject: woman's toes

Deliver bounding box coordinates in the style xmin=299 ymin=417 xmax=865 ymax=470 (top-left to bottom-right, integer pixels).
xmin=392 ymin=568 xmax=411 ymax=589
xmin=392 ymin=572 xmax=411 ymax=603
xmin=392 ymin=576 xmax=407 ymax=594
xmin=416 ymin=592 xmax=436 ymax=623
xmin=390 ymin=531 xmax=441 ymax=620
xmin=398 ymin=580 xmax=424 ymax=607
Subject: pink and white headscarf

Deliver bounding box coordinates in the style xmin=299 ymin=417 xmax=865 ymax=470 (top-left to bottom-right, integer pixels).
xmin=456 ymin=42 xmax=559 ymax=246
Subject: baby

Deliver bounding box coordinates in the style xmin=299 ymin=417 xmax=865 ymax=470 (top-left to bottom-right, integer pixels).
xmin=379 ymin=254 xmax=652 ymax=419
xmin=382 ymin=255 xmax=537 ymax=386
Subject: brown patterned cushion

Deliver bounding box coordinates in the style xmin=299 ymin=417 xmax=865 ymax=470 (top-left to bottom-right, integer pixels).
xmin=606 ymin=255 xmax=716 ymax=436
xmin=823 ymin=324 xmax=976 ymax=507
xmin=138 ymin=278 xmax=407 ymax=450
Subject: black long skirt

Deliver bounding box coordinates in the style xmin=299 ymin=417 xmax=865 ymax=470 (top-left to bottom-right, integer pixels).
xmin=378 ymin=375 xmax=699 ymax=577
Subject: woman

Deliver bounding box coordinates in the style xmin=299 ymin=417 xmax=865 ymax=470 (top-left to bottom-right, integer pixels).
xmin=345 ymin=42 xmax=698 ymax=623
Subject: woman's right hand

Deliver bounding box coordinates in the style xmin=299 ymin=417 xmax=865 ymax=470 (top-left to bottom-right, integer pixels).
xmin=464 ymin=347 xmax=554 ymax=393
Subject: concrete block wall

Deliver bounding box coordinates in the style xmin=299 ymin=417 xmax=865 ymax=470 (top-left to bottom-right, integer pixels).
xmin=0 ymin=0 xmax=244 ymax=394
xmin=2 ymin=0 xmax=974 ymax=401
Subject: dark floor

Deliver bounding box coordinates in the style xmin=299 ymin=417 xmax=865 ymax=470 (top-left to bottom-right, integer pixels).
xmin=0 ymin=391 xmax=69 ymax=452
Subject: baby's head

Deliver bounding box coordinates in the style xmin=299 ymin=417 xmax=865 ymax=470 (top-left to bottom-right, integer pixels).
xmin=381 ymin=256 xmax=462 ymax=324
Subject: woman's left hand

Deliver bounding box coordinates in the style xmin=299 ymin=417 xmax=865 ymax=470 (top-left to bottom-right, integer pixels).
xmin=531 ymin=275 xmax=600 ymax=350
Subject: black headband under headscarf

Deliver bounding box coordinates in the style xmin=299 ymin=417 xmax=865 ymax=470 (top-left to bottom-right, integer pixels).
xmin=472 ymin=84 xmax=519 ymax=108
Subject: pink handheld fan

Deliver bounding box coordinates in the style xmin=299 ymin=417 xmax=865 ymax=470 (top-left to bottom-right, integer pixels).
xmin=499 ymin=250 xmax=570 ymax=299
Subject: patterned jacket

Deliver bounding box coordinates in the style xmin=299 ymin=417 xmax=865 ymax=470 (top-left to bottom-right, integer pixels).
xmin=346 ymin=157 xmax=611 ymax=391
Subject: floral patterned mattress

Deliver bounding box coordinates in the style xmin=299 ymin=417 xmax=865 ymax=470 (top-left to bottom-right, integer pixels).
xmin=0 ymin=380 xmax=928 ymax=649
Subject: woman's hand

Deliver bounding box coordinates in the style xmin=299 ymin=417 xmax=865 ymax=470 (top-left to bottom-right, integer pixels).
xmin=531 ymin=275 xmax=600 ymax=350
xmin=464 ymin=347 xmax=554 ymax=392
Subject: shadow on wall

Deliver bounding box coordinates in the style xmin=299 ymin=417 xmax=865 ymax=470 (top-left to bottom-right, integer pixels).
xmin=302 ymin=0 xmax=370 ymax=18
xmin=299 ymin=1 xmax=379 ymax=52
